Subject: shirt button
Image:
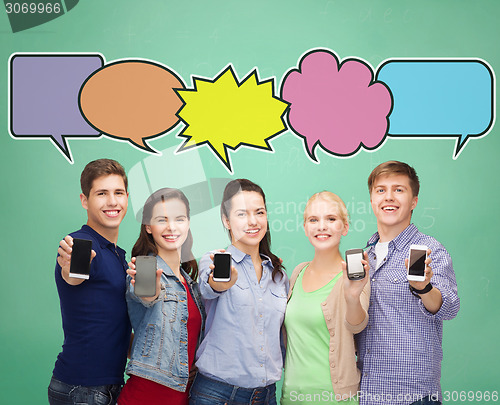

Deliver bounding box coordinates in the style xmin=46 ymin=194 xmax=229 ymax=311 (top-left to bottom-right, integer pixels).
xmin=330 ymin=347 xmax=334 ymax=352
xmin=333 ymin=379 xmax=338 ymax=384
xmin=327 ymin=317 xmax=331 ymax=321
xmin=260 ymin=364 xmax=263 ymax=367
xmin=330 ymin=363 xmax=335 ymax=368
xmin=367 ymin=349 xmax=371 ymax=354
xmin=322 ymin=302 xmax=327 ymax=306
xmin=259 ymin=314 xmax=263 ymax=318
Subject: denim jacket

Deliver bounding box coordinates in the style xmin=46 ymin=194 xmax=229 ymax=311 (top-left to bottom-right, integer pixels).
xmin=125 ymin=255 xmax=205 ymax=391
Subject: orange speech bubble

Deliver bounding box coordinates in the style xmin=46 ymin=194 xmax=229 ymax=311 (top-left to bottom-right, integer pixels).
xmin=79 ymin=60 xmax=185 ymax=151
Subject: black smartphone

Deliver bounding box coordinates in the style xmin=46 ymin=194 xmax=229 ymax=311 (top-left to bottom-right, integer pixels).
xmin=213 ymin=252 xmax=231 ymax=282
xmin=345 ymin=248 xmax=365 ymax=280
xmin=69 ymin=238 xmax=92 ymax=279
xmin=134 ymin=256 xmax=157 ymax=297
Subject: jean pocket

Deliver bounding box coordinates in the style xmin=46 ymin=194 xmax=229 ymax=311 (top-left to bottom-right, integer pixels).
xmin=91 ymin=389 xmax=113 ymax=405
xmin=48 ymin=385 xmax=72 ymax=404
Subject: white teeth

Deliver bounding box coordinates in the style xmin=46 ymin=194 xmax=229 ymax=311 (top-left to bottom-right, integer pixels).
xmin=105 ymin=210 xmax=119 ymax=215
xmin=245 ymin=229 xmax=259 ymax=234
xmin=383 ymin=207 xmax=396 ymax=211
xmin=163 ymin=235 xmax=179 ymax=240
xmin=316 ymin=235 xmax=330 ymax=239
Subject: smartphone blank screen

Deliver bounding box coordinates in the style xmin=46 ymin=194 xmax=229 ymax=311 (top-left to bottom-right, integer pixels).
xmin=70 ymin=238 xmax=92 ymax=276
xmin=213 ymin=254 xmax=231 ymax=279
xmin=347 ymin=252 xmax=364 ymax=276
xmin=409 ymin=249 xmax=426 ymax=276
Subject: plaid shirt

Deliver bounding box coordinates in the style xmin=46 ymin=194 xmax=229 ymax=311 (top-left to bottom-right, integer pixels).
xmin=356 ymin=224 xmax=460 ymax=405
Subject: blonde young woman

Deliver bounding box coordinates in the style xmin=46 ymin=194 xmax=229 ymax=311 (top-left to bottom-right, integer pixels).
xmin=281 ymin=191 xmax=370 ymax=404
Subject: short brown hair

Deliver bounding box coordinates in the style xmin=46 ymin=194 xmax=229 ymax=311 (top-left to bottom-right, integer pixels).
xmin=80 ymin=159 xmax=128 ymax=197
xmin=368 ymin=161 xmax=420 ymax=197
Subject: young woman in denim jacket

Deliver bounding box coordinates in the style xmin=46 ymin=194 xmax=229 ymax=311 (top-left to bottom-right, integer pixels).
xmin=189 ymin=179 xmax=288 ymax=405
xmin=118 ymin=188 xmax=205 ymax=405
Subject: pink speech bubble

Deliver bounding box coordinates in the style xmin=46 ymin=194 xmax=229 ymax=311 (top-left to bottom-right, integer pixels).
xmin=281 ymin=49 xmax=392 ymax=160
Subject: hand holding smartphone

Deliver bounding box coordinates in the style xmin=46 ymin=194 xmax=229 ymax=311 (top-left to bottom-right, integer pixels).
xmin=345 ymin=249 xmax=366 ymax=280
xmin=69 ymin=238 xmax=92 ymax=279
xmin=407 ymin=244 xmax=428 ymax=282
xmin=134 ymin=256 xmax=157 ymax=297
xmin=213 ymin=252 xmax=232 ymax=282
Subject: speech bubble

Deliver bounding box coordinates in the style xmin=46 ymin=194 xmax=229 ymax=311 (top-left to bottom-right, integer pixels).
xmin=79 ymin=60 xmax=185 ymax=152
xmin=376 ymin=59 xmax=495 ymax=158
xmin=281 ymin=49 xmax=392 ymax=161
xmin=174 ymin=64 xmax=289 ymax=173
xmin=5 ymin=1 xmax=79 ymax=33
xmin=9 ymin=53 xmax=104 ymax=162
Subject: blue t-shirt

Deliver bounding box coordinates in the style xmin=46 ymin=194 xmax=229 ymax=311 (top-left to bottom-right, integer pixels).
xmin=53 ymin=225 xmax=132 ymax=386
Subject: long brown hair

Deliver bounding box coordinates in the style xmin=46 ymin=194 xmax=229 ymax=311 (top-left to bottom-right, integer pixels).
xmin=220 ymin=179 xmax=284 ymax=281
xmin=132 ymin=188 xmax=198 ymax=280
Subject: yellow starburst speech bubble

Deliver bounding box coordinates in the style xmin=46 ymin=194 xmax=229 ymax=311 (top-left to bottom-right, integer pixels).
xmin=175 ymin=65 xmax=289 ymax=172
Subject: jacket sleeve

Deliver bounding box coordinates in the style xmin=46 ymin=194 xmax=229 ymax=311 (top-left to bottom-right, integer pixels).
xmin=344 ymin=280 xmax=370 ymax=334
xmin=198 ymin=251 xmax=225 ymax=300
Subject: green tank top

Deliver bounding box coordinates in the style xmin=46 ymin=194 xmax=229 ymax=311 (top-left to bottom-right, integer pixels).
xmin=281 ymin=266 xmax=358 ymax=405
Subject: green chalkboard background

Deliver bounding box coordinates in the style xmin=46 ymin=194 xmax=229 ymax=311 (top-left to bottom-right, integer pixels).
xmin=1 ymin=0 xmax=498 ymax=403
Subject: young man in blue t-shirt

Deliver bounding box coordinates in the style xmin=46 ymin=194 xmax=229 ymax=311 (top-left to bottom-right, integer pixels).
xmin=48 ymin=159 xmax=132 ymax=405
xmin=356 ymin=161 xmax=460 ymax=405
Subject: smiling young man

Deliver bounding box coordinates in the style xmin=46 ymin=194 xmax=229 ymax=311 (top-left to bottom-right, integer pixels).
xmin=48 ymin=159 xmax=132 ymax=405
xmin=356 ymin=161 xmax=460 ymax=405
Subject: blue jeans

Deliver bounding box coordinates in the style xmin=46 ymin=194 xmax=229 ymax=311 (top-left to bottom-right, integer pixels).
xmin=189 ymin=373 xmax=277 ymax=405
xmin=48 ymin=376 xmax=121 ymax=405
xmin=410 ymin=396 xmax=441 ymax=405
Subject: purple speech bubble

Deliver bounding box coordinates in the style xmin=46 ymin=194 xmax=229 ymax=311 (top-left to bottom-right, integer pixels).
xmin=281 ymin=49 xmax=392 ymax=161
xmin=10 ymin=54 xmax=104 ymax=162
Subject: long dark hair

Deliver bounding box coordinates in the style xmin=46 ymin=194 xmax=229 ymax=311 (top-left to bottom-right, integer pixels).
xmin=220 ymin=179 xmax=284 ymax=281
xmin=132 ymin=188 xmax=198 ymax=280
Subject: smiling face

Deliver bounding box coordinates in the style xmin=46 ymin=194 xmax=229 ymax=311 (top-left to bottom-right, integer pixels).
xmin=370 ymin=174 xmax=418 ymax=240
xmin=304 ymin=198 xmax=348 ymax=251
xmin=145 ymin=198 xmax=190 ymax=257
xmin=80 ymin=174 xmax=128 ymax=242
xmin=223 ymin=191 xmax=268 ymax=254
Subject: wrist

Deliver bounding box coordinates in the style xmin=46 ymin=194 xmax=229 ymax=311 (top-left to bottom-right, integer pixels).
xmin=409 ymin=283 xmax=433 ymax=298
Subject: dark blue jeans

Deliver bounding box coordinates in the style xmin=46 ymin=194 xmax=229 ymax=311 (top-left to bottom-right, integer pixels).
xmin=48 ymin=376 xmax=121 ymax=405
xmin=410 ymin=395 xmax=441 ymax=405
xmin=189 ymin=373 xmax=277 ymax=405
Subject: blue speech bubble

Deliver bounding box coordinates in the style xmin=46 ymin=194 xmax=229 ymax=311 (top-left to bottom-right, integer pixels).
xmin=376 ymin=59 xmax=495 ymax=158
xmin=9 ymin=53 xmax=104 ymax=163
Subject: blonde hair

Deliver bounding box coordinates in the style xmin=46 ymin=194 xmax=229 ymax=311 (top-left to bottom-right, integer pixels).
xmin=303 ymin=191 xmax=349 ymax=225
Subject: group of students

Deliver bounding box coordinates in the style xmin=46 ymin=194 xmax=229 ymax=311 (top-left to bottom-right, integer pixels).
xmin=48 ymin=159 xmax=460 ymax=405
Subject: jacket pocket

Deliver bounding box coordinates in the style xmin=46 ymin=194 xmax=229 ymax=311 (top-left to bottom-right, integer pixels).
xmin=161 ymin=290 xmax=179 ymax=323
xmin=141 ymin=324 xmax=156 ymax=357
xmin=270 ymin=285 xmax=287 ymax=314
xmin=231 ymin=279 xmax=252 ymax=307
